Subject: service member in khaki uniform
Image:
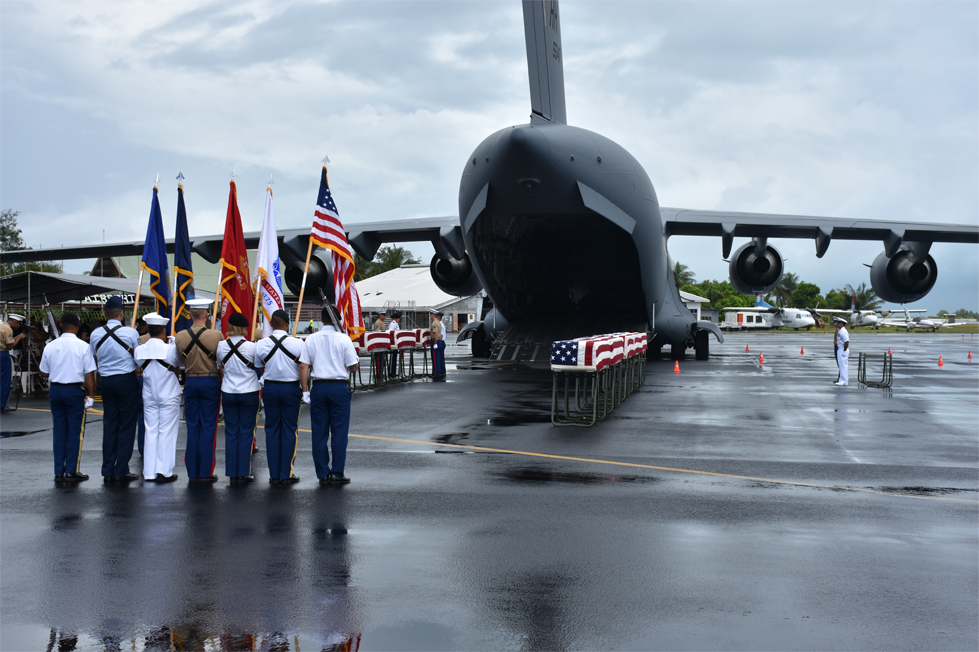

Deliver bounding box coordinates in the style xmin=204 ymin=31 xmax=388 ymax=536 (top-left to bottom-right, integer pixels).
xmin=174 ymin=298 xmax=224 ymax=482
xmin=0 ymin=314 xmax=28 ymax=412
xmin=430 ymin=309 xmax=446 ymax=379
xmin=372 ymin=311 xmax=386 ymax=331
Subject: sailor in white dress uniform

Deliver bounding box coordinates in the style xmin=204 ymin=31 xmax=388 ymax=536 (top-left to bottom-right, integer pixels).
xmin=135 ymin=313 xmax=184 ymax=482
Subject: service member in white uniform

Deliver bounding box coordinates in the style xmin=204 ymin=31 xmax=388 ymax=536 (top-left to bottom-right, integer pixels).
xmin=833 ymin=316 xmax=850 ymax=386
xmin=38 ymin=312 xmax=97 ymax=482
xmin=135 ymin=313 xmax=183 ymax=483
xmin=300 ymin=304 xmax=359 ymax=485
xmin=387 ymin=310 xmax=402 ymax=377
xmin=216 ymin=312 xmax=260 ymax=482
xmin=254 ymin=309 xmax=304 ymax=484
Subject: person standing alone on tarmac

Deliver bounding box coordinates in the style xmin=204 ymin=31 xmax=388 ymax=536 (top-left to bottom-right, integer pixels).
xmin=216 ymin=312 xmax=260 ymax=483
xmin=0 ymin=313 xmax=28 ymax=412
xmin=90 ymin=296 xmax=141 ymax=483
xmin=175 ymin=298 xmax=224 ymax=483
xmin=38 ymin=312 xmax=96 ymax=482
xmin=430 ymin=310 xmax=446 ymax=380
xmin=135 ymin=313 xmax=182 ymax=483
xmin=254 ymin=310 xmax=304 ymax=484
xmin=833 ymin=316 xmax=850 ymax=386
xmin=300 ymin=303 xmax=358 ymax=485
xmin=387 ymin=311 xmax=401 ymax=377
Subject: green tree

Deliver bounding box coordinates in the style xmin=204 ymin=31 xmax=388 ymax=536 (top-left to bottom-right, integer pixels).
xmin=791 ymin=282 xmax=821 ymax=308
xmin=772 ymin=271 xmax=799 ymax=307
xmin=824 ymin=289 xmax=849 ymax=310
xmin=681 ymin=279 xmax=753 ymax=319
xmin=1 ymin=209 xmax=61 ymax=275
xmin=673 ymin=261 xmax=695 ymax=287
xmin=955 ymin=308 xmax=978 ymax=319
xmin=845 ymin=282 xmax=882 ymax=311
xmin=353 ymin=245 xmax=421 ymax=281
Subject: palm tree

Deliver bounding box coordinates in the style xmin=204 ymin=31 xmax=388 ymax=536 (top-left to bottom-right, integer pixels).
xmin=773 ymin=272 xmax=799 ymax=307
xmin=673 ymin=261 xmax=696 ymax=287
xmin=845 ymin=282 xmax=882 ymax=311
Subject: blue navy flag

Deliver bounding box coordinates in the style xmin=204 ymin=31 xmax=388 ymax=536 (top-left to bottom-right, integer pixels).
xmin=173 ymin=185 xmax=194 ymax=332
xmin=141 ymin=187 xmax=170 ymax=315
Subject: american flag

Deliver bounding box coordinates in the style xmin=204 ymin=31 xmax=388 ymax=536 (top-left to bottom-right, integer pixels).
xmin=550 ymin=340 xmax=580 ymax=366
xmin=310 ymin=167 xmax=365 ymax=340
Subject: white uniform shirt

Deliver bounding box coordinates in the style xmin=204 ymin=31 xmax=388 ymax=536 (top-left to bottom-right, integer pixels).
xmin=837 ymin=326 xmax=850 ymax=353
xmin=299 ymin=326 xmax=358 ymax=380
xmin=387 ymin=320 xmax=400 ymax=332
xmin=39 ymin=333 xmax=97 ymax=384
xmin=90 ymin=319 xmax=140 ymax=376
xmin=254 ymin=329 xmax=303 ymax=381
xmin=135 ymin=338 xmax=183 ymax=402
xmin=217 ymin=336 xmax=260 ymax=394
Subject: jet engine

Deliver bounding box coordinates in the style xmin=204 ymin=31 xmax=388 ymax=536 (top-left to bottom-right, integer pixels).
xmin=430 ymin=252 xmax=482 ymax=297
xmin=869 ymin=247 xmax=938 ymax=303
xmin=284 ymin=249 xmax=334 ymax=304
xmin=728 ymin=240 xmax=784 ymax=295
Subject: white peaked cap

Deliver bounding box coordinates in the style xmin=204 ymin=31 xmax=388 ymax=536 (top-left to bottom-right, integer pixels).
xmin=144 ymin=312 xmax=170 ymax=326
xmin=7 ymin=314 xmax=26 ymax=322
xmin=185 ymin=298 xmax=214 ymax=308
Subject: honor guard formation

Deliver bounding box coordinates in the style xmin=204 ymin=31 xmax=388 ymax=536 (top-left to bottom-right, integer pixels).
xmin=35 ymin=297 xmax=358 ymax=486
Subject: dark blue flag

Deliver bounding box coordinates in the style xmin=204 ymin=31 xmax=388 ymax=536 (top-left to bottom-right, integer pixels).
xmin=141 ymin=187 xmax=170 ymax=315
xmin=173 ymin=185 xmax=195 ymax=332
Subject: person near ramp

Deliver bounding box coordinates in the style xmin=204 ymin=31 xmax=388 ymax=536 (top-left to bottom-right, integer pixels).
xmin=38 ymin=312 xmax=96 ymax=482
xmin=175 ymin=298 xmax=224 ymax=482
xmin=89 ymin=296 xmax=141 ymax=483
xmin=300 ymin=303 xmax=358 ymax=485
xmin=430 ymin=310 xmax=446 ymax=380
xmin=216 ymin=312 xmax=260 ymax=482
xmin=833 ymin=316 xmax=850 ymax=386
xmin=254 ymin=310 xmax=303 ymax=484
xmin=135 ymin=313 xmax=182 ymax=483
xmin=0 ymin=313 xmax=28 ymax=412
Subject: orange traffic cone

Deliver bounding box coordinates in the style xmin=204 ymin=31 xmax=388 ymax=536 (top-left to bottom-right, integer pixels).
xmin=938 ymin=356 xmax=944 ymax=368
xmin=759 ymin=352 xmax=765 ymax=364
xmin=969 ymin=351 xmax=973 ymax=360
xmin=888 ymin=347 xmax=892 ymax=355
xmin=745 ymin=344 xmax=750 ymax=352
xmin=673 ymin=361 xmax=680 ymax=373
xmin=800 ymin=347 xmax=805 ymax=355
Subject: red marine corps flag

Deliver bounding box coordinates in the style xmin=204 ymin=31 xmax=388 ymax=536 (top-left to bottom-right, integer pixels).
xmin=305 ymin=164 xmax=365 ymax=340
xmin=212 ymin=179 xmax=255 ymax=338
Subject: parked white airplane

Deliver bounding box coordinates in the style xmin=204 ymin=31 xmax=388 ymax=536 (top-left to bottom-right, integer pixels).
xmin=724 ymin=297 xmax=816 ymax=330
xmin=810 ymin=301 xmax=880 ymax=329
xmin=879 ymin=308 xmax=944 ymax=331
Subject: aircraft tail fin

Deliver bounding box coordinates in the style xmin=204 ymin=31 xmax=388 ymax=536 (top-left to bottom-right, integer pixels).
xmin=754 ymin=295 xmax=775 ymax=309
xmin=523 ymin=0 xmax=567 ymax=124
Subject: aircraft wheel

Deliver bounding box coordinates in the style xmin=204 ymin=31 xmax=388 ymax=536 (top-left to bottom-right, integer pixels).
xmin=694 ymin=331 xmax=709 ymax=360
xmin=471 ymin=326 xmax=488 ymax=357
xmin=671 ymin=342 xmax=685 ymax=360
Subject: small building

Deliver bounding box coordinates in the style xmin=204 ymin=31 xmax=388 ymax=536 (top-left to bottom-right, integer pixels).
xmin=355 ymin=264 xmax=483 ymax=332
xmin=680 ymin=290 xmax=709 ymax=321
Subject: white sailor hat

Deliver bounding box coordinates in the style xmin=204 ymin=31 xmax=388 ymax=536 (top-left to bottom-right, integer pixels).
xmin=832 ymin=316 xmax=847 ymax=324
xmin=185 ymin=298 xmax=213 ymax=309
xmin=7 ymin=314 xmax=26 ymax=322
xmin=143 ymin=312 xmax=170 ymax=326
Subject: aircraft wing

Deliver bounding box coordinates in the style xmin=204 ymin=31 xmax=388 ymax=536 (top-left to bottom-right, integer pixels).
xmin=720 ymin=306 xmax=770 ymax=312
xmin=0 ymin=216 xmax=460 ymax=264
xmin=661 ymin=208 xmax=979 ymax=258
xmin=809 ymin=308 xmax=852 ymax=315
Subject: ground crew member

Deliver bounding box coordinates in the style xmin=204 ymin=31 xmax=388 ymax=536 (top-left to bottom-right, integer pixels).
xmin=254 ymin=309 xmax=303 ymax=484
xmin=387 ymin=311 xmax=402 ymax=377
xmin=833 ymin=316 xmax=850 ymax=386
xmin=217 ymin=312 xmax=260 ymax=483
xmin=0 ymin=313 xmax=28 ymax=412
xmin=430 ymin=310 xmax=446 ymax=379
xmin=300 ymin=303 xmax=358 ymax=484
xmin=373 ymin=311 xmax=386 ymax=331
xmin=90 ymin=296 xmax=141 ymax=483
xmin=175 ymin=298 xmax=224 ymax=482
xmin=135 ymin=313 xmax=182 ymax=483
xmin=38 ymin=312 xmax=96 ymax=482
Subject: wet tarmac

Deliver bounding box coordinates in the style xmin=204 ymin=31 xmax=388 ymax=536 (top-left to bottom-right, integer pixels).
xmin=1 ymin=332 xmax=977 ymax=651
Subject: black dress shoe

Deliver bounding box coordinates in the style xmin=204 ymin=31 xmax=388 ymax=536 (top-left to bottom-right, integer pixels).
xmin=103 ymin=476 xmax=117 ymax=484
xmin=68 ymin=472 xmax=89 ymax=481
xmin=54 ymin=474 xmax=68 ymax=482
xmin=282 ymin=476 xmax=300 ymax=484
xmin=269 ymin=478 xmax=280 ymax=485
xmin=203 ymin=475 xmax=218 ymax=483
xmin=160 ymin=474 xmax=178 ymax=483
xmin=116 ymin=473 xmax=138 ymax=482
xmin=241 ymin=475 xmax=255 ymax=483
xmin=327 ymin=473 xmax=351 ymax=484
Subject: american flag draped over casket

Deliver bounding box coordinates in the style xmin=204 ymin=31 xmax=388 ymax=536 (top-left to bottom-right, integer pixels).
xmin=550 ymin=332 xmax=647 ymax=371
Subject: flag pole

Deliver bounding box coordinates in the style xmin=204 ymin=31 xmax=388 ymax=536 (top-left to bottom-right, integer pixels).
xmin=212 ymin=261 xmax=223 ymax=330
xmin=291 ymin=240 xmax=314 ymax=337
xmin=170 ymin=265 xmax=178 ymax=337
xmin=250 ymin=275 xmax=262 ymax=340
xmin=131 ymin=266 xmax=144 ymax=328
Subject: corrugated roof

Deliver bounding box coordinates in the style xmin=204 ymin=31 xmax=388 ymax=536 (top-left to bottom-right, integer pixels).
xmin=356 ymin=264 xmax=476 ymax=311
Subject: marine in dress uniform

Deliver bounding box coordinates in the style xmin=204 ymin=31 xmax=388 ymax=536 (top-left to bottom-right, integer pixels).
xmin=39 ymin=312 xmax=97 ymax=482
xmin=430 ymin=310 xmax=447 ymax=380
xmin=90 ymin=296 xmax=141 ymax=482
xmin=833 ymin=317 xmax=850 ymax=386
xmin=300 ymin=304 xmax=359 ymax=484
xmin=135 ymin=313 xmax=183 ymax=483
xmin=0 ymin=314 xmax=28 ymax=412
xmin=216 ymin=312 xmax=260 ymax=482
xmin=254 ymin=309 xmax=303 ymax=484
xmin=174 ymin=298 xmax=224 ymax=482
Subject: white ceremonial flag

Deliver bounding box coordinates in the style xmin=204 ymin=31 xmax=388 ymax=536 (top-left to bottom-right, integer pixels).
xmin=254 ymin=187 xmax=285 ymax=338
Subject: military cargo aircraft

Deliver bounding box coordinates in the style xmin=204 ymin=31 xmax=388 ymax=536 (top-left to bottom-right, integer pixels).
xmin=2 ymin=1 xmax=977 ymax=363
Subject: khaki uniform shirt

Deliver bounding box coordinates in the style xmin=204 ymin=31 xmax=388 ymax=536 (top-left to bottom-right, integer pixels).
xmin=139 ymin=333 xmax=151 ymax=345
xmin=0 ymin=322 xmax=14 ymax=348
xmin=430 ymin=319 xmax=443 ymax=342
xmin=174 ymin=324 xmax=224 ymax=375
xmin=373 ymin=318 xmax=386 ymax=331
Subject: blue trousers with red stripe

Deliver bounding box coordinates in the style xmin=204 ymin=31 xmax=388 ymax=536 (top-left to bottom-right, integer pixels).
xmin=222 ymin=391 xmax=259 ymax=478
xmin=263 ymin=382 xmax=301 ymax=480
xmin=50 ymin=384 xmax=87 ymax=475
xmin=184 ymin=376 xmax=221 ymax=478
xmin=0 ymin=350 xmax=11 ymax=410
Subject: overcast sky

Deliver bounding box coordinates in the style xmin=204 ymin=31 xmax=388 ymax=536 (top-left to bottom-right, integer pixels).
xmin=2 ymin=0 xmax=976 ymax=311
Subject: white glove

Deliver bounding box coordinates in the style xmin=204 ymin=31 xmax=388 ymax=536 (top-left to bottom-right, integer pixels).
xmin=259 ymin=376 xmax=265 ymax=388
xmin=84 ymin=397 xmax=94 ymax=409
xmin=167 ymin=335 xmax=176 ymax=345
xmin=302 ymin=391 xmax=311 ymax=404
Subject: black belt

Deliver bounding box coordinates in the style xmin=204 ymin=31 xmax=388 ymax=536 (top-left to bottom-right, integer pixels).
xmin=51 ymin=382 xmax=84 ymax=386
xmin=314 ymin=378 xmax=348 ymax=383
xmin=264 ymin=379 xmax=299 ymax=385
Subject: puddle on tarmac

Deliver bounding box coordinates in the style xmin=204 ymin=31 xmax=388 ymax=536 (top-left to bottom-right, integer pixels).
xmin=872 ymin=486 xmax=978 ymax=496
xmin=0 ymin=429 xmax=45 ymax=438
xmin=432 ymin=432 xmax=469 ymax=444
xmin=497 ymin=466 xmax=658 ymax=485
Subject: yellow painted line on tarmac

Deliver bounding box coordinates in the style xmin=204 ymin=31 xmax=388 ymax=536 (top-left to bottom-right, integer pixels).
xmin=13 ymin=405 xmax=977 ymax=503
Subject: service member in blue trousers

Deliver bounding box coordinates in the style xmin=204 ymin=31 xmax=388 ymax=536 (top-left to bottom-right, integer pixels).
xmin=216 ymin=312 xmax=260 ymax=483
xmin=0 ymin=314 xmax=28 ymax=412
xmin=300 ymin=304 xmax=359 ymax=485
xmin=430 ymin=310 xmax=447 ymax=379
xmin=90 ymin=296 xmax=141 ymax=483
xmin=254 ymin=310 xmax=304 ymax=484
xmin=174 ymin=298 xmax=225 ymax=482
xmin=39 ymin=312 xmax=97 ymax=482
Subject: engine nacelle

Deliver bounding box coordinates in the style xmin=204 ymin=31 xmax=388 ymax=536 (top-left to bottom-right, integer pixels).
xmin=870 ymin=248 xmax=938 ymax=303
xmin=728 ymin=241 xmax=784 ymax=295
xmin=284 ymin=250 xmax=334 ymax=304
xmin=430 ymin=252 xmax=482 ymax=297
